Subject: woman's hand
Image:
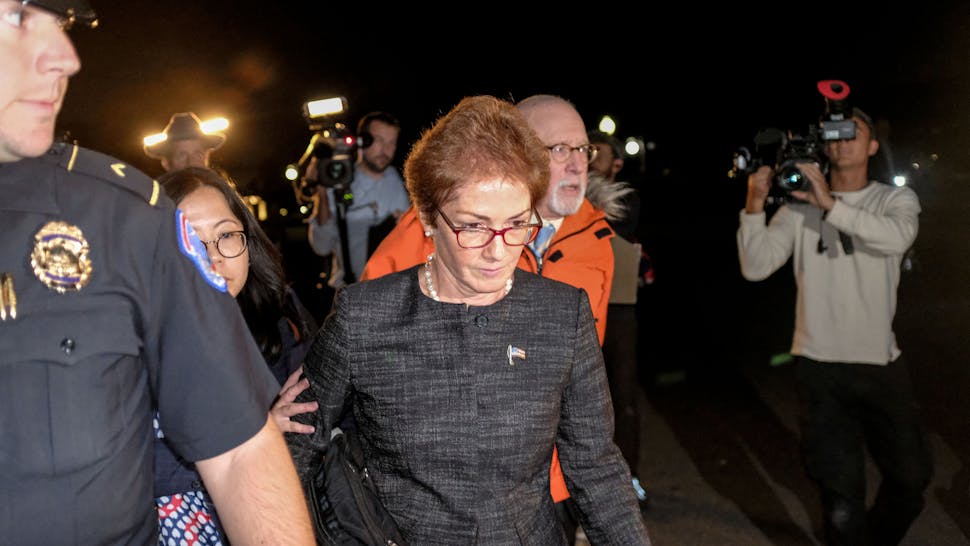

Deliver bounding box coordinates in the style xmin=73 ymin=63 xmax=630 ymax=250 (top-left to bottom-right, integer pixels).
xmin=271 ymin=367 xmax=318 ymax=435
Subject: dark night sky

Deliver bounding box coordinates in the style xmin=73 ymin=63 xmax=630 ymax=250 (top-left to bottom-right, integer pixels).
xmin=58 ymin=2 xmax=970 ymax=191
xmin=39 ymin=5 xmax=970 ymax=521
xmin=52 ymin=3 xmax=970 ymax=377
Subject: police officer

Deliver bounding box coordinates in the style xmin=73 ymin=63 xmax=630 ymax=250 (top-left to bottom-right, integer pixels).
xmin=0 ymin=2 xmax=314 ymax=544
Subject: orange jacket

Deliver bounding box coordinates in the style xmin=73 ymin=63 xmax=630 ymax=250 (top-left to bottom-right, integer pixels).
xmin=362 ymin=202 xmax=615 ymax=502
xmin=515 ymin=199 xmax=614 ymax=345
xmin=359 ymin=206 xmax=431 ymax=283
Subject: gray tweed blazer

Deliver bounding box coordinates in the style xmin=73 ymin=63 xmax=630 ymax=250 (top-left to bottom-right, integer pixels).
xmin=287 ymin=266 xmax=651 ymax=545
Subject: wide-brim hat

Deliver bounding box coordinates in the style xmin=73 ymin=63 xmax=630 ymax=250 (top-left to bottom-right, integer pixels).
xmin=144 ymin=112 xmax=226 ymax=159
xmin=26 ymin=0 xmax=98 ymax=28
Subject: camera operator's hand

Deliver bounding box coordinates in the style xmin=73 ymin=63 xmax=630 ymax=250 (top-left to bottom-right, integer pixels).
xmin=313 ymin=185 xmax=332 ymax=224
xmin=745 ymin=165 xmax=773 ymax=214
xmin=305 ymin=157 xmax=333 ymax=225
xmin=790 ymin=162 xmax=836 ymax=212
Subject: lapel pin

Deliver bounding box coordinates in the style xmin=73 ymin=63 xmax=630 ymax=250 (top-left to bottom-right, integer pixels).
xmin=507 ymin=345 xmax=526 ymax=366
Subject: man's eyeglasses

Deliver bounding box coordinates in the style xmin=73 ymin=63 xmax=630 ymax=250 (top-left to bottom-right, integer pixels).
xmin=546 ymin=144 xmax=598 ymax=164
xmin=198 ymin=231 xmax=248 ymax=258
xmin=436 ymin=209 xmax=543 ymax=249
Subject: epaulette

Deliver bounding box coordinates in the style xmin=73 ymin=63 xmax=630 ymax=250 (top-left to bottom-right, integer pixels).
xmin=45 ymin=142 xmax=162 ymax=206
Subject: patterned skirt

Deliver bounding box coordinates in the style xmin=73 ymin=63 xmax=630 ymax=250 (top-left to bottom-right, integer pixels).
xmin=157 ymin=490 xmax=226 ymax=545
xmin=154 ymin=411 xmax=227 ymax=545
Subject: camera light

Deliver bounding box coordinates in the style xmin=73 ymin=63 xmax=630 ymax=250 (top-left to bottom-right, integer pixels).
xmin=893 ymin=175 xmax=908 ymax=187
xmin=143 ymin=132 xmax=167 ymax=147
xmin=142 ymin=116 xmax=228 ymax=148
xmin=284 ymin=163 xmax=299 ymax=181
xmin=597 ymin=115 xmax=617 ymax=135
xmin=200 ymin=117 xmax=229 ymax=134
xmin=624 ymin=138 xmax=641 ymax=156
xmin=304 ymin=97 xmax=347 ymax=120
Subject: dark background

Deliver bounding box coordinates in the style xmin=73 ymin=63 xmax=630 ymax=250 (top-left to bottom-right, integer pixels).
xmin=60 ymin=3 xmax=970 ymax=185
xmin=53 ymin=3 xmax=970 ymax=535
xmin=56 ymin=2 xmax=970 ymax=360
xmin=56 ymin=0 xmax=970 ymax=371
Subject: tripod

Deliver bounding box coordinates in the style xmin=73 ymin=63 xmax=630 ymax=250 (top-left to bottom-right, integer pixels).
xmin=332 ymin=181 xmax=356 ymax=286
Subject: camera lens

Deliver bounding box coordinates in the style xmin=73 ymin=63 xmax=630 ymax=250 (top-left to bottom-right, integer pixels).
xmin=320 ymin=158 xmax=354 ymax=188
xmin=776 ymin=162 xmax=810 ymax=193
xmin=326 ymin=161 xmax=348 ymax=181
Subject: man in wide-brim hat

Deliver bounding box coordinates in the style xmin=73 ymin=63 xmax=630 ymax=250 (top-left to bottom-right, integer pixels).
xmin=144 ymin=112 xmax=225 ymax=172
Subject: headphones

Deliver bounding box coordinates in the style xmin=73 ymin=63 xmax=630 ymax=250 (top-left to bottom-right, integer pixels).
xmin=356 ymin=130 xmax=373 ymax=149
xmin=355 ymin=111 xmax=400 ymax=150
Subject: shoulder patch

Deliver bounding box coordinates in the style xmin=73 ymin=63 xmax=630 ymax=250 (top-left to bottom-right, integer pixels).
xmin=175 ymin=208 xmax=228 ymax=292
xmin=46 ymin=142 xmax=161 ymax=206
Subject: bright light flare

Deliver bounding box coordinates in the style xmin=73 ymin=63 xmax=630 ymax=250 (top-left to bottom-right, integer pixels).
xmin=597 ymin=115 xmax=617 ymax=135
xmin=284 ymin=164 xmax=299 ymax=181
xmin=304 ymin=97 xmax=347 ymax=120
xmin=142 ymin=116 xmax=228 ymax=148
xmin=143 ymin=133 xmax=166 ymax=147
xmin=200 ymin=117 xmax=229 ymax=133
xmin=624 ymin=138 xmax=641 ymax=156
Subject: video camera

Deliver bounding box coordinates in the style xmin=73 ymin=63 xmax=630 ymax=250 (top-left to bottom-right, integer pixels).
xmin=730 ymin=80 xmax=857 ymax=202
xmin=291 ymin=97 xmax=360 ymax=202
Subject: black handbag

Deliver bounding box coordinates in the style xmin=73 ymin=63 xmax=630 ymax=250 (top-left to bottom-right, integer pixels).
xmin=306 ymin=427 xmax=408 ymax=546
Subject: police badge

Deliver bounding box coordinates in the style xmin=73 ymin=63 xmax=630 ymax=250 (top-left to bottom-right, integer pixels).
xmin=30 ymin=221 xmax=93 ymax=293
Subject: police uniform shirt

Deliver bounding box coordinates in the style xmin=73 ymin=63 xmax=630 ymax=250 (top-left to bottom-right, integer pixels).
xmin=0 ymin=143 xmax=280 ymax=545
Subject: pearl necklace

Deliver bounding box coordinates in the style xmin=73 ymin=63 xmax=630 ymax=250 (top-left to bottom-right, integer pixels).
xmin=424 ymin=253 xmax=512 ymax=302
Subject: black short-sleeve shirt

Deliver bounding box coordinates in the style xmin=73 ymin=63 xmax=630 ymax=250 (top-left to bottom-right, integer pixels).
xmin=0 ymin=144 xmax=280 ymax=545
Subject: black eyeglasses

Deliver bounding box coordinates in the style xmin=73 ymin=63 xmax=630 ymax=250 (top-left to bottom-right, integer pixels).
xmin=198 ymin=231 xmax=248 ymax=258
xmin=546 ymin=143 xmax=599 ymax=164
xmin=436 ymin=208 xmax=543 ymax=249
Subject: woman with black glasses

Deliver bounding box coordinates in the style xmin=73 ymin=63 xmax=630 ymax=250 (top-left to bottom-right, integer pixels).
xmin=154 ymin=167 xmax=318 ymax=544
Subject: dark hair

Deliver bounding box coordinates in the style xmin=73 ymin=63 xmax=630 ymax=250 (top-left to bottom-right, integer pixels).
xmin=357 ymin=111 xmax=401 ymax=135
xmin=852 ymin=107 xmax=875 ymax=135
xmin=404 ymin=95 xmax=549 ymax=222
xmin=587 ymin=130 xmax=623 ymax=160
xmin=158 ymin=166 xmax=314 ymax=365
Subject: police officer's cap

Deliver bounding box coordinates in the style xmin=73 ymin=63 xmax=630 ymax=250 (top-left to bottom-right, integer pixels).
xmin=25 ymin=0 xmax=98 ymax=28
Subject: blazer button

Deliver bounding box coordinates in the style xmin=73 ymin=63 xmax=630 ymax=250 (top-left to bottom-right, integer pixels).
xmin=60 ymin=338 xmax=76 ymax=354
xmin=474 ymin=315 xmax=488 ymax=328
xmin=191 ymin=480 xmax=203 ymax=490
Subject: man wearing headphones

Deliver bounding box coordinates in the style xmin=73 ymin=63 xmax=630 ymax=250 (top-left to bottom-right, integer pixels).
xmin=307 ymin=111 xmax=410 ymax=295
